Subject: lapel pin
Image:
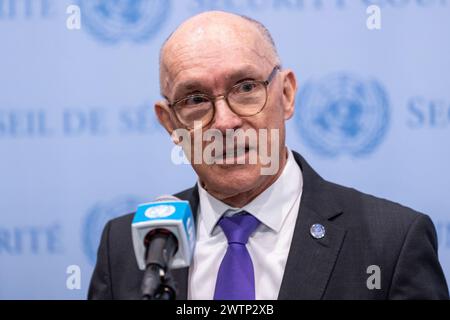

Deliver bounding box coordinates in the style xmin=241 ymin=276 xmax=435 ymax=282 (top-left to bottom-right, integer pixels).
xmin=310 ymin=223 xmax=325 ymax=239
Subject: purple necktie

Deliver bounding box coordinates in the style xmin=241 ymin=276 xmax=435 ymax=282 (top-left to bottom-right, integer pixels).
xmin=213 ymin=212 xmax=260 ymax=300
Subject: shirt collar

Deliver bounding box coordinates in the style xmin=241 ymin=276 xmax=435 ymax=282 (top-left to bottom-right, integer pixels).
xmin=197 ymin=149 xmax=303 ymax=236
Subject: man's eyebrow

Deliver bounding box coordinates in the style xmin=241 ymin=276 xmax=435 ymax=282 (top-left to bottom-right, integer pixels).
xmin=176 ymin=80 xmax=205 ymax=92
xmin=169 ymin=80 xmax=209 ymax=101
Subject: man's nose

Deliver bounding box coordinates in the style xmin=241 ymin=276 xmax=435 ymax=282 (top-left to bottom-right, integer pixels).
xmin=210 ymin=97 xmax=243 ymax=133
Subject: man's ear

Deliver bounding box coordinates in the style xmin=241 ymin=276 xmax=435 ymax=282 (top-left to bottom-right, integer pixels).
xmin=154 ymin=100 xmax=176 ymax=136
xmin=280 ymin=69 xmax=297 ymax=120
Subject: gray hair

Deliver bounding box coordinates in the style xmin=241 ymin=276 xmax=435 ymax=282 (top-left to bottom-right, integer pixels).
xmin=238 ymin=14 xmax=281 ymax=65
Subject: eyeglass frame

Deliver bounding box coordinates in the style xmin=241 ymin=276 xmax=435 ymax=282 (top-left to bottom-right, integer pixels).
xmin=166 ymin=65 xmax=281 ymax=128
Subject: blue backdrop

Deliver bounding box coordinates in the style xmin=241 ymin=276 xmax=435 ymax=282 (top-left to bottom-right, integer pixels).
xmin=1 ymin=0 xmax=449 ymax=299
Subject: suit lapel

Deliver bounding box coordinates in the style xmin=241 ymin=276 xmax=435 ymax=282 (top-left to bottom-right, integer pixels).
xmin=172 ymin=184 xmax=199 ymax=300
xmin=277 ymin=206 xmax=346 ymax=299
xmin=278 ymin=152 xmax=347 ymax=299
xmin=171 ymin=267 xmax=189 ymax=300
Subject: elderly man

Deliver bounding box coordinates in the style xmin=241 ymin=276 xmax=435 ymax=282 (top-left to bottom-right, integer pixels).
xmin=88 ymin=11 xmax=448 ymax=300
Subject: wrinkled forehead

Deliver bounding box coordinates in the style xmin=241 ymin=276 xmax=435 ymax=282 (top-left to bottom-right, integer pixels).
xmin=160 ymin=22 xmax=274 ymax=93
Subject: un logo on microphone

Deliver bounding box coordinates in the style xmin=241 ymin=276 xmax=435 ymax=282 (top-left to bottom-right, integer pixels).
xmin=144 ymin=205 xmax=176 ymax=219
xmin=79 ymin=0 xmax=170 ymax=43
xmin=82 ymin=196 xmax=143 ymax=265
xmin=296 ymin=73 xmax=390 ymax=157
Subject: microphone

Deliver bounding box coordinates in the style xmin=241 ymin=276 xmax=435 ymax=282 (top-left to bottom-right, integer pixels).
xmin=131 ymin=195 xmax=196 ymax=299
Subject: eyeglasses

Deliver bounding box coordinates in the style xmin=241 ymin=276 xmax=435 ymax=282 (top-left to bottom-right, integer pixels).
xmin=168 ymin=66 xmax=280 ymax=129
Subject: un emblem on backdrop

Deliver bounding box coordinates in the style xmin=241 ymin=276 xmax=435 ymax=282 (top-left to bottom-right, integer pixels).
xmin=296 ymin=73 xmax=390 ymax=157
xmin=79 ymin=0 xmax=170 ymax=43
xmin=82 ymin=196 xmax=143 ymax=264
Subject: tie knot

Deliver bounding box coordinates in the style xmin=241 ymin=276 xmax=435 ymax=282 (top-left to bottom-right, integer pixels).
xmin=218 ymin=212 xmax=260 ymax=245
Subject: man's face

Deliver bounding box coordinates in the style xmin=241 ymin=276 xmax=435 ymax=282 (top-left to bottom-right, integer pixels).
xmin=157 ymin=16 xmax=296 ymax=204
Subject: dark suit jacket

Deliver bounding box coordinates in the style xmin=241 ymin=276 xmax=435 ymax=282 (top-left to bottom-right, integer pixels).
xmin=88 ymin=152 xmax=449 ymax=299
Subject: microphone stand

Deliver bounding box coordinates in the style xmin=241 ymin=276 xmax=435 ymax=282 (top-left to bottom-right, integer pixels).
xmin=141 ymin=229 xmax=178 ymax=300
xmin=155 ymin=271 xmax=177 ymax=300
xmin=141 ymin=267 xmax=177 ymax=300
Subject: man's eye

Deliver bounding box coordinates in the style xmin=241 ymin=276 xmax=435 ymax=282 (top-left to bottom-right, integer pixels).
xmin=237 ymin=82 xmax=257 ymax=93
xmin=185 ymin=95 xmax=208 ymax=105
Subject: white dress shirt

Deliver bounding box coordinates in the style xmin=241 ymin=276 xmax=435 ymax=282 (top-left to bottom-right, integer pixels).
xmin=188 ymin=149 xmax=303 ymax=300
